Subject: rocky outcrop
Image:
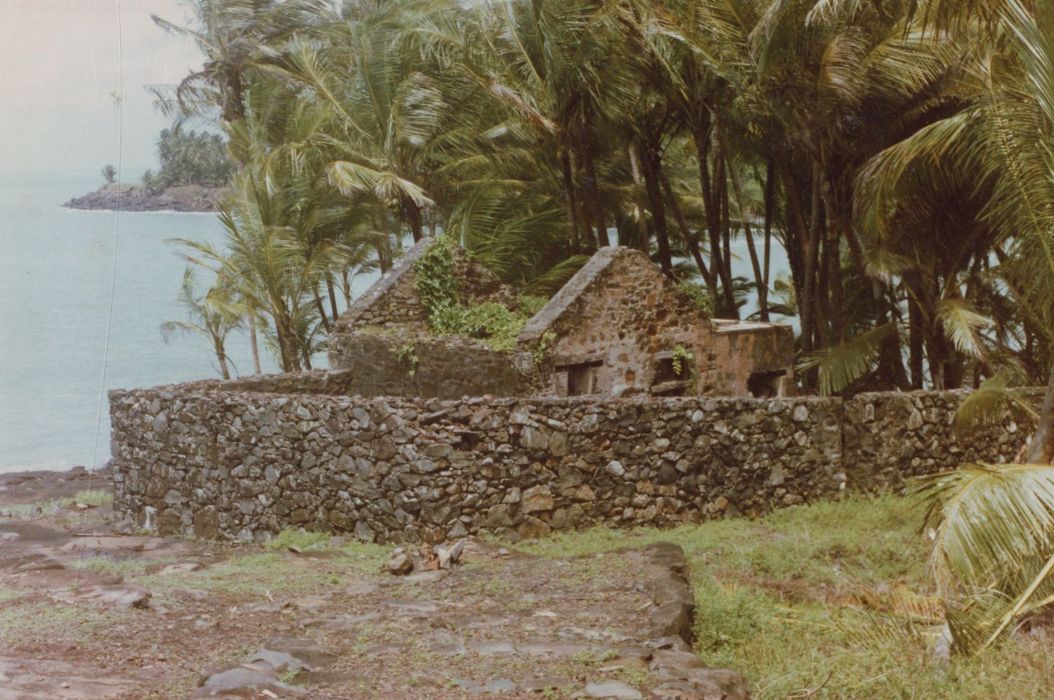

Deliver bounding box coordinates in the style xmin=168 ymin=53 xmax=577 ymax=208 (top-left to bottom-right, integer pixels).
xmin=64 ymin=184 xmax=228 ymax=213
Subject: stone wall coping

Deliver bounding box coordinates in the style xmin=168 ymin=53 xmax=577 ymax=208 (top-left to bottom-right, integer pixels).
xmin=848 ymin=387 xmax=1046 ymax=401
xmin=110 ymin=383 xmax=842 ymax=408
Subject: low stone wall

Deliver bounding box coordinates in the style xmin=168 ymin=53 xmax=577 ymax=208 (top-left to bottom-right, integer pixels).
xmin=842 ymin=390 xmax=1036 ymax=489
xmin=109 ymin=384 xmax=1037 ymax=543
xmin=327 ymin=333 xmax=531 ymax=399
xmin=110 ymin=389 xmax=843 ymax=543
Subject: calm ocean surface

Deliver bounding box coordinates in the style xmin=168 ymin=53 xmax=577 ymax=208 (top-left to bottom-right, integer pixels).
xmin=0 ymin=169 xmax=789 ymax=473
xmin=0 ymin=169 xmax=342 ymax=473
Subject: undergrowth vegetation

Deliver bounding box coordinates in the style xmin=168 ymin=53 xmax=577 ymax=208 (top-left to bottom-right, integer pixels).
xmin=515 ymin=495 xmax=1054 ymax=699
xmin=413 ymin=237 xmax=534 ymax=352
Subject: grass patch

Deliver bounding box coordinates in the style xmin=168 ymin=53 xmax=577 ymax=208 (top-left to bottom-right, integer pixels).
xmin=71 ymin=489 xmax=112 ymax=507
xmin=0 ymin=587 xmax=23 ymax=603
xmin=67 ymin=556 xmax=152 ymax=576
xmin=136 ymin=552 xmax=332 ymax=596
xmin=265 ymin=528 xmax=331 ymax=552
xmin=0 ymin=601 xmax=122 ymax=647
xmin=513 ymin=495 xmax=1054 ymax=699
xmin=134 ymin=542 xmax=388 ymax=597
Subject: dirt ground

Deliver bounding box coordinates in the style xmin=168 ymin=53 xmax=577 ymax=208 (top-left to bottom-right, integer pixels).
xmin=0 ymin=468 xmax=741 ymax=699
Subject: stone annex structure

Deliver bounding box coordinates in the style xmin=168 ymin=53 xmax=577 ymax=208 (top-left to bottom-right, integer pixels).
xmin=328 ymin=238 xmax=796 ymax=399
xmin=109 ymin=240 xmax=1032 ymax=543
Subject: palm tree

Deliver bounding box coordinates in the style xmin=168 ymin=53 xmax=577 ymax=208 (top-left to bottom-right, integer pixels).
xmin=160 ymin=268 xmax=243 ymax=379
xmin=152 ymin=0 xmax=335 ymax=124
xmin=906 ymin=0 xmax=1054 ymax=654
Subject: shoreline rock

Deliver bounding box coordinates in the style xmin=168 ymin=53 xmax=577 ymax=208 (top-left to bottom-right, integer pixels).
xmin=63 ymin=183 xmax=228 ymax=213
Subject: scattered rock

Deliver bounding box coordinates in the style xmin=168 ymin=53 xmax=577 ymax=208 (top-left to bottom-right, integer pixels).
xmin=193 ymin=666 xmax=307 ymax=698
xmin=584 ymin=680 xmax=643 ymax=699
xmin=79 ymin=584 xmax=152 ymax=610
xmin=434 ymin=539 xmax=465 ymax=569
xmin=388 ymin=552 xmax=414 ymax=576
xmin=483 ymin=678 xmax=517 ymax=694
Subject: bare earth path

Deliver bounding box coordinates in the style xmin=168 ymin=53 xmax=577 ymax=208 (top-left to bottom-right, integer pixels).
xmin=0 ymin=469 xmax=746 ymax=699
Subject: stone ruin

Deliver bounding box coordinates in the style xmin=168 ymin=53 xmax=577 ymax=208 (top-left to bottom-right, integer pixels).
xmin=329 ymin=238 xmax=796 ymax=400
xmin=108 ymin=239 xmax=1034 ymax=543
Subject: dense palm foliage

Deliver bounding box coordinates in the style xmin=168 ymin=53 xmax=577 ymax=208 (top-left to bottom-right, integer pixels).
xmin=156 ymin=0 xmax=1054 ymax=655
xmin=142 ymin=125 xmax=234 ymax=193
xmin=160 ymin=0 xmax=1051 ymax=395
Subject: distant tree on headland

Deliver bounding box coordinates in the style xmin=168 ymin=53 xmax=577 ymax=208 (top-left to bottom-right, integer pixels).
xmin=141 ymin=125 xmax=233 ymax=194
xmin=101 ymin=164 xmax=117 ymax=184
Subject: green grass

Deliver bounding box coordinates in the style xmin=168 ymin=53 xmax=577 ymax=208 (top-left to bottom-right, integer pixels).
xmin=67 ymin=556 xmax=153 ymax=576
xmin=71 ymin=489 xmax=113 ymax=507
xmin=264 ymin=528 xmax=332 ymax=552
xmin=0 ymin=587 xmax=23 ymax=603
xmin=513 ymin=495 xmax=1054 ymax=700
xmin=133 ymin=541 xmax=388 ymax=597
xmin=0 ymin=601 xmax=123 ymax=646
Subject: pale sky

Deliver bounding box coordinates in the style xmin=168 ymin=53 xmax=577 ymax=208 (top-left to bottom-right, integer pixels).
xmin=0 ymin=0 xmax=206 ymax=174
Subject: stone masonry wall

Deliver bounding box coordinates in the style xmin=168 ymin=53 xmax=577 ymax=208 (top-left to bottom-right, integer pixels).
xmin=327 ymin=333 xmax=531 ymax=399
xmin=109 ymin=386 xmax=1037 ymax=543
xmin=110 ymin=390 xmax=842 ymax=543
xmin=841 ymin=390 xmax=1038 ymax=489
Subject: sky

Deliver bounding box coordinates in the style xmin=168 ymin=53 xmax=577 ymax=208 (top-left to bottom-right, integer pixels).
xmin=0 ymin=0 xmax=205 ymax=175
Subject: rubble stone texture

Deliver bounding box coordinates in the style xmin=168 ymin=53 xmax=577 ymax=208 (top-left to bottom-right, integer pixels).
xmin=109 ymin=384 xmax=1029 ymax=543
xmin=327 ymin=239 xmax=796 ymax=399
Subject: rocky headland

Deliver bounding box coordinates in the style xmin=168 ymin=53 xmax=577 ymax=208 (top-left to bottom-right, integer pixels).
xmin=64 ymin=183 xmax=228 ymax=213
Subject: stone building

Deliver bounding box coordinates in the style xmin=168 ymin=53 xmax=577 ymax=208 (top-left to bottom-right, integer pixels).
xmin=518 ymin=246 xmax=794 ymax=397
xmin=329 ymin=238 xmax=794 ymax=398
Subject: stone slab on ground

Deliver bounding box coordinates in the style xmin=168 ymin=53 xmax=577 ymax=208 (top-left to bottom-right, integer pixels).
xmin=0 ymin=470 xmax=749 ymax=699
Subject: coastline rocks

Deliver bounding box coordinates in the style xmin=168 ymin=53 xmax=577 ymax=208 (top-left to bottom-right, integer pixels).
xmin=64 ymin=183 xmax=228 ymax=213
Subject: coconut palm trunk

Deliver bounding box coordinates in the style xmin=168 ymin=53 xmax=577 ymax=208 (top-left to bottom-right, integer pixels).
xmin=1025 ymin=364 xmax=1054 ymax=464
xmin=247 ymin=309 xmax=262 ymax=375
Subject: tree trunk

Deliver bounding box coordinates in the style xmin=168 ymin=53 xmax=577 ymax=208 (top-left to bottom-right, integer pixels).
xmin=313 ymin=286 xmax=332 ymax=334
xmin=214 ymin=337 xmax=231 ymax=380
xmin=693 ymin=123 xmax=736 ymax=315
xmin=760 ymin=158 xmax=775 ymax=321
xmin=560 ymin=148 xmax=583 ymax=252
xmin=715 ymin=151 xmax=738 ymax=316
xmin=1025 ymin=362 xmax=1054 ymax=464
xmin=326 ymin=274 xmax=340 ymax=322
xmin=627 ymin=147 xmax=651 ymax=250
xmin=248 ymin=306 xmax=262 ymax=375
xmin=579 ymin=136 xmax=606 ymax=249
xmin=403 ymin=199 xmax=424 ymax=243
xmin=660 ymin=168 xmax=717 ymax=300
xmin=341 ymin=270 xmax=352 ymax=305
xmin=727 ymin=159 xmax=765 ymax=321
xmin=638 ymin=142 xmax=673 ymax=277
xmin=801 ymin=163 xmax=824 ymax=357
xmin=908 ymin=286 xmax=925 ymax=389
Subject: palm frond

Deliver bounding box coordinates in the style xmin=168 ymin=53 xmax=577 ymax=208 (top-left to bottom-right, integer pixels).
xmin=798 ymin=323 xmax=898 ymax=396
xmin=917 ymin=462 xmax=1054 ymax=652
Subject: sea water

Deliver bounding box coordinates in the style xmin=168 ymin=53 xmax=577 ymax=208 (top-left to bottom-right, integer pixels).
xmin=0 ymin=169 xmax=790 ymax=473
xmin=0 ymin=169 xmax=299 ymax=472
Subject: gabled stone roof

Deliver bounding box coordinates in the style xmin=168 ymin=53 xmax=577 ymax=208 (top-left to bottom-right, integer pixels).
xmin=336 ymin=237 xmax=437 ymax=330
xmin=335 ymin=237 xmax=516 ymax=334
xmin=518 ymin=246 xmax=644 ymax=344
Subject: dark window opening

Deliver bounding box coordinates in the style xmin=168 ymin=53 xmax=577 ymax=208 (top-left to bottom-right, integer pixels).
xmin=651 ymin=355 xmax=690 ymax=396
xmin=654 ymin=357 xmax=680 ymax=384
xmin=748 ymin=370 xmax=785 ymax=398
xmin=560 ymin=360 xmax=603 ymax=396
